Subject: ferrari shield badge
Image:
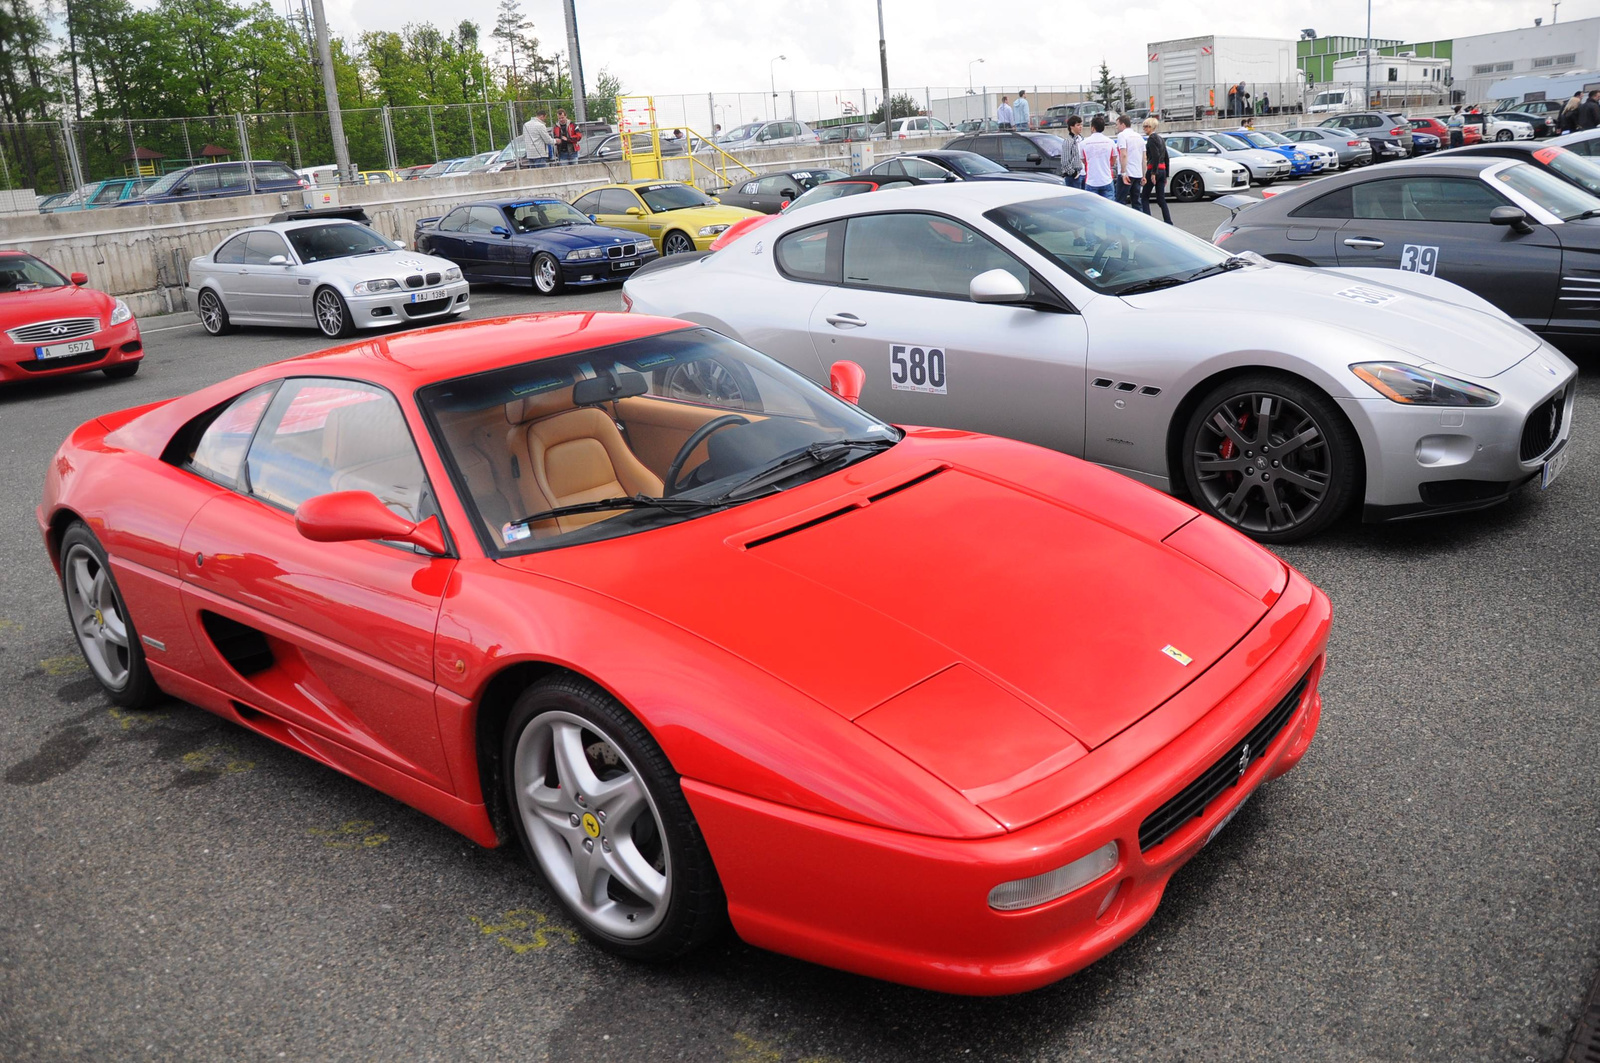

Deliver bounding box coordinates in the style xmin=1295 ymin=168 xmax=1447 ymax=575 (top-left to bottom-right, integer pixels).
xmin=1161 ymin=645 xmax=1193 ymax=666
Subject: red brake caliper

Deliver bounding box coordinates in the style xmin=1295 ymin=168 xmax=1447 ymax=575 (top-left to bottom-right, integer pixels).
xmin=1218 ymin=412 xmax=1249 ymax=460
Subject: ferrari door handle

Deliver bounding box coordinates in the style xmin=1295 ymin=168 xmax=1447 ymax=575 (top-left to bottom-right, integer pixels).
xmin=1343 ymin=237 xmax=1385 ymax=249
xmin=825 ymin=313 xmax=866 ymax=328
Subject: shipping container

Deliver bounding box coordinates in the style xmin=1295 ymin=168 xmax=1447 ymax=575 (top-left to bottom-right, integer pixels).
xmin=1147 ymin=36 xmax=1303 ymax=119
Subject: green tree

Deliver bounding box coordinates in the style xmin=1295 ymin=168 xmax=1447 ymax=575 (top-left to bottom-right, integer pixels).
xmin=491 ymin=0 xmax=537 ymax=95
xmin=868 ymin=92 xmax=920 ymax=123
xmin=1093 ymin=60 xmax=1116 ymax=113
xmin=589 ymin=69 xmax=622 ymax=122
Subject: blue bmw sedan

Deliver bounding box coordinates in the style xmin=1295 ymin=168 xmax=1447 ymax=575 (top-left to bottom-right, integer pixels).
xmin=414 ymin=198 xmax=658 ymax=294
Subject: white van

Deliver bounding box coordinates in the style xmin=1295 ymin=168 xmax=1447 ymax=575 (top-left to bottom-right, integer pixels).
xmin=294 ymin=164 xmax=340 ymax=186
xmin=1309 ymin=90 xmax=1350 ymax=114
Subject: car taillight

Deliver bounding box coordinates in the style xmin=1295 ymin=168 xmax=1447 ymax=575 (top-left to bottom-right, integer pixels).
xmin=1348 ymin=140 xmax=1362 ymax=146
xmin=1215 ymin=229 xmax=1235 ymax=243
xmin=1390 ymin=127 xmax=1405 ymax=135
xmin=621 ymin=290 xmax=633 ymax=312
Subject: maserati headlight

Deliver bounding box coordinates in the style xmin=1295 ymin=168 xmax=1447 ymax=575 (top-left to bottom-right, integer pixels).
xmin=565 ymin=247 xmax=604 ymax=261
xmin=108 ymin=299 xmax=132 ymax=326
xmin=697 ymin=224 xmax=729 ymax=237
xmin=444 ymin=266 xmax=462 ymax=282
xmin=1350 ymin=362 xmax=1501 ymax=407
xmin=353 ymin=278 xmax=401 ymax=294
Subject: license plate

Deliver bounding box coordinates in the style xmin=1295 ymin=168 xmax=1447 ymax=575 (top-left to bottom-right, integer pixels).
xmin=612 ymin=259 xmax=638 ymax=270
xmin=1543 ymin=440 xmax=1569 ymax=489
xmin=409 ymin=290 xmax=447 ymax=303
xmin=1206 ymin=790 xmax=1254 ymax=846
xmin=35 ymin=338 xmax=96 ymax=360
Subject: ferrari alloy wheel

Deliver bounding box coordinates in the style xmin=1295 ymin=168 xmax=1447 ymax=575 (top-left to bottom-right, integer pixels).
xmin=504 ymin=676 xmax=724 ymax=960
xmin=58 ymin=523 xmax=158 ymax=708
xmin=1172 ymin=171 xmax=1203 ymax=202
xmin=314 ymin=287 xmax=354 ymax=338
xmin=532 ymin=252 xmax=564 ymax=295
xmin=1181 ymin=373 xmax=1358 ymax=543
xmin=197 ymin=289 xmax=233 ymax=335
xmin=661 ymin=231 xmax=695 ymax=256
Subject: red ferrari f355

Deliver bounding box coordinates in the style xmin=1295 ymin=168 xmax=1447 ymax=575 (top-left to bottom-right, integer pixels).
xmin=39 ymin=312 xmax=1329 ymax=994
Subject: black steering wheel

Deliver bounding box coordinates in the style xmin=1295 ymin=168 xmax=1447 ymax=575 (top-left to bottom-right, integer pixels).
xmin=664 ymin=415 xmax=749 ymax=495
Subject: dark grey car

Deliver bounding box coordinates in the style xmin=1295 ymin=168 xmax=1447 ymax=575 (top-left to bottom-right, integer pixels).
xmin=943 ymin=132 xmax=1066 ymax=176
xmin=1317 ymin=112 xmax=1412 ymax=160
xmin=1215 ymin=156 xmax=1600 ymax=347
xmin=717 ymin=168 xmax=848 ymax=213
xmin=1282 ymin=127 xmax=1373 ymax=168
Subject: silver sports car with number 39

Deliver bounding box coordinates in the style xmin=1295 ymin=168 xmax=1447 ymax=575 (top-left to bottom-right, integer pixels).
xmin=624 ymin=183 xmax=1578 ymax=541
xmin=188 ymin=219 xmax=470 ymax=339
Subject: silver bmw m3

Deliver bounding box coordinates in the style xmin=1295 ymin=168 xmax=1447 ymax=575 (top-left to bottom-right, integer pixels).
xmin=187 ymin=218 xmax=470 ymax=339
xmin=623 ymin=182 xmax=1577 ymax=542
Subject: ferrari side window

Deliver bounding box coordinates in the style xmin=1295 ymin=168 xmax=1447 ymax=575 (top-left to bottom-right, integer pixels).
xmin=186 ymin=383 xmax=279 ymax=489
xmin=246 ymin=379 xmax=429 ymax=522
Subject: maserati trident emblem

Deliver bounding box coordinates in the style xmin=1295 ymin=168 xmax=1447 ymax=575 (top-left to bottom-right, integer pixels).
xmin=1237 ymin=743 xmax=1251 ymax=779
xmin=1161 ymin=644 xmax=1192 ymax=666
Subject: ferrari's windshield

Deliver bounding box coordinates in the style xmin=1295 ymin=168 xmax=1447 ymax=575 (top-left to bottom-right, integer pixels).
xmin=0 ymin=254 xmax=67 ymax=293
xmin=507 ymin=201 xmax=592 ymax=231
xmin=285 ymin=223 xmax=395 ymax=262
xmin=639 ymin=183 xmax=714 ymax=212
xmin=988 ymin=194 xmax=1232 ymax=295
xmin=420 ymin=328 xmax=900 ymax=554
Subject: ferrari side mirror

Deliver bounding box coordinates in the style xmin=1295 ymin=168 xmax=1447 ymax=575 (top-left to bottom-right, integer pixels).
xmin=295 ymin=491 xmax=448 ymax=555
xmin=829 ymin=360 xmax=866 ymax=404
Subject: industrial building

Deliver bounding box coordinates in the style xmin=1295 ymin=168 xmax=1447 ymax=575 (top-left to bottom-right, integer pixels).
xmin=1452 ymin=16 xmax=1600 ymax=102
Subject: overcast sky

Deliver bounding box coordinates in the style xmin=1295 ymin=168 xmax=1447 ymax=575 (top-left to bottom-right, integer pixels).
xmin=317 ymin=0 xmax=1594 ymax=98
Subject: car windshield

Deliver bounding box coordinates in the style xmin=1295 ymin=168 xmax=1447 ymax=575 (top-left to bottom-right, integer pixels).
xmin=1212 ymin=133 xmax=1253 ymax=150
xmin=1535 ymin=146 xmax=1600 ymax=198
xmin=139 ymin=169 xmax=191 ymax=196
xmin=507 ymin=201 xmax=592 ymax=230
xmin=946 ymin=152 xmax=1010 ymax=175
xmin=987 ymin=194 xmax=1233 ymax=295
xmin=638 ymin=183 xmax=713 ymax=212
xmin=1258 ymin=131 xmax=1293 ymax=146
xmin=1492 ymin=160 xmax=1600 ymax=220
xmin=285 ymin=223 xmax=395 ymax=262
xmin=419 ymin=328 xmax=900 ymax=554
xmin=0 ymin=254 xmax=67 ymax=292
xmin=789 ymin=181 xmax=876 ymax=209
xmin=1234 ymin=131 xmax=1276 ymax=148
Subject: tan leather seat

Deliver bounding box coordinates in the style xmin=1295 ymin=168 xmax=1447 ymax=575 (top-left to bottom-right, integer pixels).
xmin=322 ymin=400 xmax=425 ymax=519
xmin=522 ymin=408 xmax=664 ymax=532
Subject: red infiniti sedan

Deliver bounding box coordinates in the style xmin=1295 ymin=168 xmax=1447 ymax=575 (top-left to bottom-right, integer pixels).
xmin=38 ymin=312 xmax=1330 ymax=994
xmin=0 ymin=251 xmax=142 ymax=382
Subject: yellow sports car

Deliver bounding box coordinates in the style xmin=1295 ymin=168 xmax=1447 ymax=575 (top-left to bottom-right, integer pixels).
xmin=571 ymin=181 xmax=760 ymax=254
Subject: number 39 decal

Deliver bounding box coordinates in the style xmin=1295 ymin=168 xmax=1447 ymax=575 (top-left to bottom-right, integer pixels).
xmin=1400 ymin=244 xmax=1439 ymax=276
xmin=889 ymin=344 xmax=948 ymax=394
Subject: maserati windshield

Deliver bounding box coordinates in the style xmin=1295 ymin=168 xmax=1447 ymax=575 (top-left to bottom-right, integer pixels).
xmin=420 ymin=328 xmax=899 ymax=554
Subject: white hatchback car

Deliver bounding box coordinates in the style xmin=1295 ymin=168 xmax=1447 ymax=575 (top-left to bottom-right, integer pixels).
xmin=717 ymin=120 xmax=821 ymax=150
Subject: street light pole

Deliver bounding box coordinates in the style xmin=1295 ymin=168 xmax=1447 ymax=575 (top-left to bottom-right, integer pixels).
xmin=877 ymin=0 xmax=891 ymax=131
xmin=770 ymin=55 xmax=786 ymax=122
xmin=968 ymin=58 xmax=984 ymax=94
xmin=561 ymin=0 xmax=587 ymax=123
xmin=1364 ymin=0 xmax=1372 ymax=109
xmin=309 ymin=0 xmax=351 ymax=182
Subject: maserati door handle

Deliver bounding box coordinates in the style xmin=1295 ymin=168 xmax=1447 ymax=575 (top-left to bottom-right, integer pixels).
xmin=1343 ymin=237 xmax=1385 ymax=249
xmin=825 ymin=313 xmax=867 ymax=328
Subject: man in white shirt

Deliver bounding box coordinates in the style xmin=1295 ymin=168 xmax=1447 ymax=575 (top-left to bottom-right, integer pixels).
xmin=1115 ymin=114 xmax=1147 ymax=212
xmin=521 ymin=112 xmax=556 ymax=167
xmin=1013 ymin=90 xmax=1031 ymax=130
xmin=1080 ymin=114 xmax=1118 ymax=200
xmin=996 ymin=96 xmax=1014 ymax=129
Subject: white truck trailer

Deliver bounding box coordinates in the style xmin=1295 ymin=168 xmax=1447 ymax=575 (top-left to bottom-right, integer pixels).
xmin=1147 ymin=36 xmax=1302 ymax=119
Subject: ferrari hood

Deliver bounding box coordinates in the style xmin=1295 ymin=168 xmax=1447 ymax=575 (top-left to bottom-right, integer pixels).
xmin=516 ymin=463 xmax=1270 ymax=754
xmin=1123 ymin=261 xmax=1541 ymax=377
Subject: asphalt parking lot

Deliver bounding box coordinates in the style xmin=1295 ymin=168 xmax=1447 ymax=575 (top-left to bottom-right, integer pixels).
xmin=2 ymin=195 xmax=1598 ymax=1062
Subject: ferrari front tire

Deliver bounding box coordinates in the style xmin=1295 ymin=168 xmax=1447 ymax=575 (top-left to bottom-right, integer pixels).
xmin=197 ymin=289 xmax=233 ymax=335
xmin=58 ymin=522 xmax=160 ymax=709
xmin=314 ymin=287 xmax=354 ymax=338
xmin=1180 ymin=372 xmax=1359 ymax=543
xmin=503 ymin=675 xmax=725 ymax=961
xmin=532 ymin=252 xmax=565 ymax=295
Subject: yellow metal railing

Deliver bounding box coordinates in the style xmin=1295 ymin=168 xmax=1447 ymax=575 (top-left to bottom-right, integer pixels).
xmin=616 ymin=95 xmax=758 ymax=192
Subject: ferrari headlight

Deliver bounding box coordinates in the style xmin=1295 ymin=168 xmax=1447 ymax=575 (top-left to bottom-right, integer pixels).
xmin=565 ymin=247 xmax=604 ymax=261
xmin=353 ymin=278 xmax=401 ymax=294
xmin=108 ymin=299 xmax=132 ymax=326
xmin=697 ymin=224 xmax=729 ymax=237
xmin=1350 ymin=362 xmax=1501 ymax=407
xmin=444 ymin=266 xmax=462 ymax=282
xmin=988 ymin=841 xmax=1119 ymax=911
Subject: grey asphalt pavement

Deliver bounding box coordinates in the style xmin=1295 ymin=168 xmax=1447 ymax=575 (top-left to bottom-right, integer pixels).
xmin=2 ymin=211 xmax=1597 ymax=1061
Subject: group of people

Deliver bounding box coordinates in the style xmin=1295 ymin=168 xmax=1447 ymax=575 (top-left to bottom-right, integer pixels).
xmin=519 ymin=110 xmax=585 ymax=166
xmin=1057 ymin=113 xmax=1173 ymax=224
xmin=1556 ymin=91 xmax=1600 ymax=134
xmin=995 ymin=90 xmax=1031 ymax=130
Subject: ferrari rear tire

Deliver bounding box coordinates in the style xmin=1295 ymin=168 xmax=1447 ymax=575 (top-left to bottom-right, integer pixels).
xmin=58 ymin=522 xmax=160 ymax=709
xmin=1172 ymin=171 xmax=1204 ymax=202
xmin=1180 ymin=372 xmax=1359 ymax=544
xmin=661 ymin=231 xmax=695 ymax=256
xmin=102 ymin=362 xmax=140 ymax=379
xmin=314 ymin=287 xmax=355 ymax=339
xmin=197 ymin=289 xmax=233 ymax=336
xmin=532 ymin=252 xmax=565 ymax=295
xmin=503 ymin=675 xmax=725 ymax=961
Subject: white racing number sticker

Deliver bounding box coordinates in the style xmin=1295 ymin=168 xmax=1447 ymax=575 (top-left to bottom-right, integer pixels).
xmin=1400 ymin=244 xmax=1439 ymax=275
xmin=889 ymin=344 xmax=948 ymax=394
xmin=1333 ymin=284 xmax=1403 ymax=307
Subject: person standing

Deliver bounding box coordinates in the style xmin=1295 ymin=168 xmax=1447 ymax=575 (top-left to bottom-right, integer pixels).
xmin=1581 ymin=90 xmax=1600 ymax=131
xmin=1560 ymin=91 xmax=1583 ymax=133
xmin=554 ymin=110 xmax=582 ymax=164
xmin=1061 ymin=115 xmax=1085 ymax=188
xmin=1115 ymin=114 xmax=1146 ymax=211
xmin=1081 ymin=114 xmax=1118 ymax=200
xmin=1141 ymin=117 xmax=1172 ymax=224
xmin=997 ymin=95 xmax=1015 ymax=130
xmin=521 ymin=111 xmax=556 ymax=168
xmin=1013 ymin=90 xmax=1031 ymax=131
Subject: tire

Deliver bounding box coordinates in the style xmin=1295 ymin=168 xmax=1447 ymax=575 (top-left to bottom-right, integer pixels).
xmin=532 ymin=252 xmax=565 ymax=295
xmin=58 ymin=522 xmax=160 ymax=709
xmin=1179 ymin=372 xmax=1359 ymax=543
xmin=1495 ymin=129 xmax=1513 ymax=142
xmin=503 ymin=675 xmax=725 ymax=961
xmin=197 ymin=288 xmax=233 ymax=336
xmin=1172 ymin=171 xmax=1204 ymax=202
xmin=314 ymin=287 xmax=355 ymax=338
xmin=102 ymin=362 xmax=139 ymax=379
xmin=661 ymin=231 xmax=696 ymax=256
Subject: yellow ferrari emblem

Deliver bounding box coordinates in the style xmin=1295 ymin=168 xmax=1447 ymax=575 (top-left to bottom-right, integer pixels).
xmin=581 ymin=813 xmax=600 ymax=838
xmin=1161 ymin=645 xmax=1193 ymax=666
xmin=92 ymin=608 xmax=104 ymax=626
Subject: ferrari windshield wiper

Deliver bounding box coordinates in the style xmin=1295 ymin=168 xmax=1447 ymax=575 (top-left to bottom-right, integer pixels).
xmin=506 ymin=494 xmax=729 ymax=531
xmin=716 ymin=437 xmax=898 ymax=502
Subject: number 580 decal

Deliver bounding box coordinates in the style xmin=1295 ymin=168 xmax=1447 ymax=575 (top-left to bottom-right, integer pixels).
xmin=889 ymin=344 xmax=948 ymax=394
